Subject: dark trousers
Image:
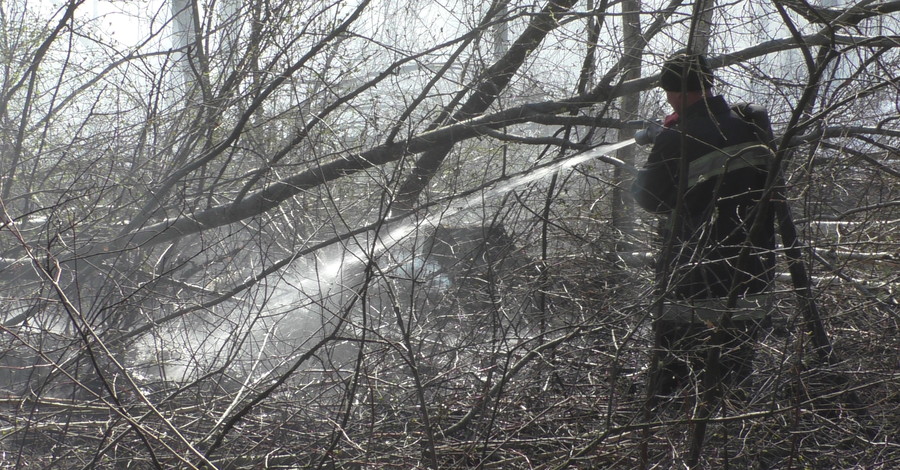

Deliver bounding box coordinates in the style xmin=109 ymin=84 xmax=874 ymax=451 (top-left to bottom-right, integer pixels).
xmin=650 ymin=319 xmax=759 ymax=397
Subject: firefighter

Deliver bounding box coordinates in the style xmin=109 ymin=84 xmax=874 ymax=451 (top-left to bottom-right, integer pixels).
xmin=631 ymin=52 xmax=777 ymax=397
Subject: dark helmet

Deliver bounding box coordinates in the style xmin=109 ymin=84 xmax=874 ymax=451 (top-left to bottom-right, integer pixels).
xmin=659 ymin=52 xmax=714 ymax=92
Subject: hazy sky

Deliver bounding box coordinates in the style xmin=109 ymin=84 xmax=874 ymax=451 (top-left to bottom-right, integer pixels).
xmin=77 ymin=0 xmax=165 ymax=47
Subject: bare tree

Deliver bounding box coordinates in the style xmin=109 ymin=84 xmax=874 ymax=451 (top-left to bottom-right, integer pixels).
xmin=1 ymin=0 xmax=898 ymax=467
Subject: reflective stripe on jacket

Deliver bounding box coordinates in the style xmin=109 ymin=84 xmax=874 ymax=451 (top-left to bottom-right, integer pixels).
xmin=686 ymin=142 xmax=773 ymax=189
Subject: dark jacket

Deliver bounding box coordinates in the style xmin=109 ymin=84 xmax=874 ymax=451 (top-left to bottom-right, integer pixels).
xmin=632 ymin=95 xmax=776 ymax=300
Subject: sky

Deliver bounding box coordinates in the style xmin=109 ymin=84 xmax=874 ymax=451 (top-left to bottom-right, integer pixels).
xmin=36 ymin=0 xmax=168 ymax=49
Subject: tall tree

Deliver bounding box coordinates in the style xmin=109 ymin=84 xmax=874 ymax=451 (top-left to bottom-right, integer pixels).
xmin=611 ymin=0 xmax=642 ymax=247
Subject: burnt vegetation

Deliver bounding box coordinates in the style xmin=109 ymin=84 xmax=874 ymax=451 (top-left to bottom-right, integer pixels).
xmin=1 ymin=0 xmax=898 ymax=468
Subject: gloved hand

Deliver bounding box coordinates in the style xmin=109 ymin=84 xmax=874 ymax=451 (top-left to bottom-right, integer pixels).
xmin=634 ymin=120 xmax=663 ymax=145
xmin=634 ymin=113 xmax=680 ymax=146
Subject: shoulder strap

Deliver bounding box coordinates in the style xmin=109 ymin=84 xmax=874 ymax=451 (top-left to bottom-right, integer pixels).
xmin=679 ymin=103 xmax=778 ymax=190
xmin=732 ymin=102 xmax=776 ymax=148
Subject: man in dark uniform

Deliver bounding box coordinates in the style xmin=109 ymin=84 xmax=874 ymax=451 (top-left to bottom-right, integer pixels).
xmin=632 ymin=53 xmax=777 ymax=397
